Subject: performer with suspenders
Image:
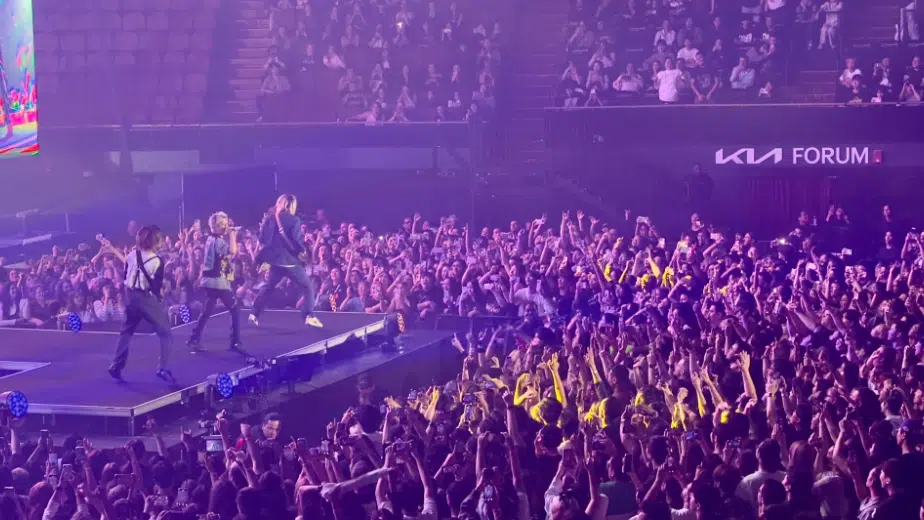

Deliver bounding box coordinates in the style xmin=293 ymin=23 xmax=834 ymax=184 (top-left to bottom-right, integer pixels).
xmin=187 ymin=211 xmax=243 ymax=352
xmin=105 ymin=225 xmax=176 ymax=383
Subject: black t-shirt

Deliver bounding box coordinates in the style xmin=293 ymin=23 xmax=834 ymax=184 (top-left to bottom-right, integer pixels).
xmin=874 ymin=492 xmax=918 ymax=520
xmin=906 ymin=67 xmax=923 ymax=90
xmin=411 ymin=285 xmax=443 ymax=311
xmin=319 ymin=282 xmax=347 ymax=312
xmin=688 ymin=172 xmax=714 ymax=205
xmin=877 ymin=245 xmax=901 ymax=265
xmin=693 ymin=67 xmax=718 ymax=93
xmin=29 ymin=299 xmax=59 ymax=323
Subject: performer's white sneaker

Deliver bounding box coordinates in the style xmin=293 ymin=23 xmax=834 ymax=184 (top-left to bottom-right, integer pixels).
xmin=248 ymin=314 xmax=259 ymax=327
xmin=305 ymin=316 xmax=324 ymax=328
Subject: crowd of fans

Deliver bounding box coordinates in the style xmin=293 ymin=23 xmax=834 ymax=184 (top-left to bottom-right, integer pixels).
xmin=5 ymin=198 xmax=924 ymax=520
xmin=257 ymin=0 xmax=501 ymax=123
xmin=837 ymin=54 xmax=924 ymax=104
xmin=556 ymin=0 xmax=846 ymax=106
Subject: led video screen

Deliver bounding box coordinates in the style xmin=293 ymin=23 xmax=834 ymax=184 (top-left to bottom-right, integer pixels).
xmin=0 ymin=0 xmax=37 ymax=157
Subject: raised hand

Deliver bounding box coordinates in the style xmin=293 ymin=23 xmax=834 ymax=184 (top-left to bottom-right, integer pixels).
xmin=739 ymin=351 xmax=751 ymax=372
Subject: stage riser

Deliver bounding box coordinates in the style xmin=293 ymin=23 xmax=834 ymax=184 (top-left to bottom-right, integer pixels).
xmin=20 ymin=330 xmax=453 ymax=441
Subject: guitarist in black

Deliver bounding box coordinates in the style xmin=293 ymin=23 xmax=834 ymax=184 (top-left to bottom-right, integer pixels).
xmin=250 ymin=194 xmax=324 ymax=328
xmin=104 ymin=225 xmax=176 ymax=383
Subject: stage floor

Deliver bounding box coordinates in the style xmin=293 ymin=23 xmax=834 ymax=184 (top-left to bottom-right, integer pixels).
xmin=0 ymin=310 xmax=385 ymax=417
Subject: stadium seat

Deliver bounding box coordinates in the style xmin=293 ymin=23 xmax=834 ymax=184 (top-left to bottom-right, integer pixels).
xmin=137 ymin=72 xmax=160 ymax=95
xmin=86 ymin=51 xmax=109 ymax=69
xmin=60 ymin=32 xmax=87 ymax=53
xmin=167 ymin=32 xmax=191 ymax=51
xmin=97 ymin=0 xmax=119 ymax=11
xmin=85 ymin=30 xmax=113 ymax=51
xmin=34 ymin=33 xmax=60 ymax=53
xmin=114 ymin=31 xmax=140 ymax=52
xmin=121 ymin=0 xmax=146 ymax=11
xmin=168 ymin=12 xmax=195 ymax=30
xmin=37 ymin=0 xmax=216 ymax=125
xmin=193 ymin=10 xmax=217 ymax=31
xmin=122 ymin=12 xmax=146 ymax=31
xmin=158 ymin=73 xmax=185 ymax=94
xmin=147 ymin=12 xmax=169 ymax=31
xmin=150 ymin=95 xmax=176 ymax=123
xmin=41 ymin=75 xmax=60 ymax=96
xmin=163 ymin=51 xmax=188 ymax=68
xmin=48 ymin=13 xmax=70 ymax=32
xmin=139 ymin=30 xmax=168 ymax=50
xmin=137 ymin=49 xmax=164 ymax=68
xmin=73 ymin=13 xmax=99 ymax=31
xmin=169 ymin=0 xmax=192 ymax=10
xmin=176 ymin=95 xmax=204 ymax=122
xmin=60 ymin=52 xmax=88 ymax=70
xmin=186 ymin=52 xmax=211 ymax=72
xmin=114 ymin=52 xmax=137 ymax=67
xmin=189 ymin=32 xmax=214 ymax=52
xmin=184 ymin=73 xmax=208 ymax=93
xmin=100 ymin=12 xmax=122 ymax=30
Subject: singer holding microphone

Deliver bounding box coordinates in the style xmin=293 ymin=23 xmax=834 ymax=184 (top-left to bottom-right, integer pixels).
xmin=187 ymin=211 xmax=243 ymax=351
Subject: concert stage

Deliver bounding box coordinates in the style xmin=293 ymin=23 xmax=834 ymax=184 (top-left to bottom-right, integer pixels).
xmin=0 ymin=310 xmax=386 ymax=435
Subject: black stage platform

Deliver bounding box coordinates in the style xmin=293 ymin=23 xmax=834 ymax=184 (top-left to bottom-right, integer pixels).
xmin=0 ymin=311 xmax=385 ymax=421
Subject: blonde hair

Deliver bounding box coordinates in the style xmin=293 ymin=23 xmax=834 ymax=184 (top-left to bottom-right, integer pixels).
xmin=276 ymin=194 xmax=298 ymax=215
xmin=208 ymin=211 xmax=229 ymax=233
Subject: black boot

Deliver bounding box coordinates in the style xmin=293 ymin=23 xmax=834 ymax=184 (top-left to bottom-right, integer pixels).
xmin=155 ymin=369 xmax=176 ymax=384
xmin=108 ymin=364 xmax=123 ymax=381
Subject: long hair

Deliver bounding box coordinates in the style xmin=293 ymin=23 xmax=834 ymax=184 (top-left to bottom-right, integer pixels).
xmin=274 ymin=194 xmax=297 ymax=214
xmin=135 ymin=225 xmax=162 ymax=250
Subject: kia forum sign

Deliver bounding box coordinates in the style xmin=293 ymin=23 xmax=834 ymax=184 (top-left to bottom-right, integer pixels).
xmin=715 ymin=147 xmax=875 ymax=166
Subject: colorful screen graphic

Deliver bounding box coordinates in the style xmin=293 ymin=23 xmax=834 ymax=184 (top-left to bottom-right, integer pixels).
xmin=0 ymin=0 xmax=37 ymax=157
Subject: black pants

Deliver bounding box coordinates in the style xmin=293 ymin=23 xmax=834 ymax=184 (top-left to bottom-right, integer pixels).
xmin=113 ymin=289 xmax=171 ymax=371
xmin=252 ymin=265 xmax=317 ymax=319
xmin=190 ymin=287 xmax=240 ymax=343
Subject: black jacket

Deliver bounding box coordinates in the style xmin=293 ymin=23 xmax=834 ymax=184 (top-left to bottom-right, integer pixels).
xmin=256 ymin=212 xmax=304 ymax=266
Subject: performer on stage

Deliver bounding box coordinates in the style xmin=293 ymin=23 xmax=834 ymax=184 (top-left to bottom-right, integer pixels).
xmin=250 ymin=194 xmax=324 ymax=328
xmin=187 ymin=211 xmax=242 ymax=352
xmin=0 ymin=57 xmax=13 ymax=140
xmin=106 ymin=225 xmax=176 ymax=383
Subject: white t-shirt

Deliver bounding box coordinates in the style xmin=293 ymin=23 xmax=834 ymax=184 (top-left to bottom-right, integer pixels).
xmin=767 ymin=0 xmax=786 ymax=10
xmin=677 ymin=47 xmax=699 ymax=65
xmin=615 ymin=74 xmax=643 ymax=92
xmin=657 ymin=69 xmax=683 ymax=102
xmin=840 ymin=68 xmax=862 ymax=84
xmin=125 ymin=249 xmax=161 ymax=292
xmin=736 ymin=470 xmax=786 ymax=510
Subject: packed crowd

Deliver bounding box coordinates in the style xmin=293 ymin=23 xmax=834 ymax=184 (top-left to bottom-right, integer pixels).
xmin=4 ymin=198 xmax=924 ymax=520
xmin=557 ymin=0 xmax=845 ymax=106
xmin=258 ymin=0 xmax=501 ymax=123
xmin=837 ymin=54 xmax=924 ymax=104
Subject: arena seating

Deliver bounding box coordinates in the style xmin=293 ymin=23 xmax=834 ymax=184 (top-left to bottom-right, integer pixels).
xmin=34 ymin=0 xmax=219 ymax=125
xmin=225 ymin=0 xmax=507 ymax=123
